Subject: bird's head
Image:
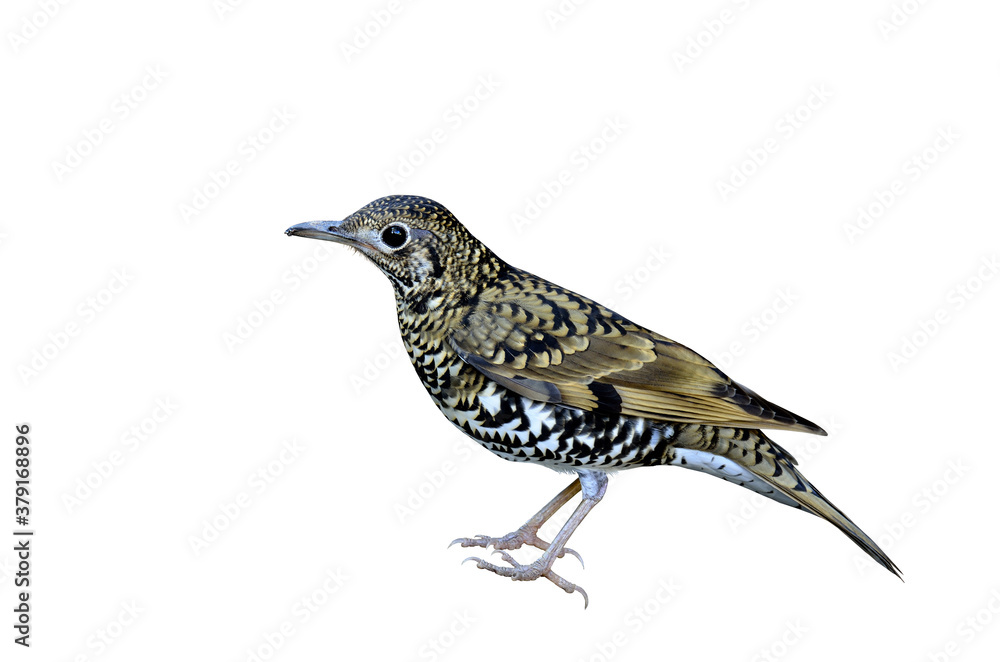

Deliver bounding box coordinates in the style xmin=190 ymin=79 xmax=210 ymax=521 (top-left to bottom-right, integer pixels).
xmin=286 ymin=195 xmax=501 ymax=305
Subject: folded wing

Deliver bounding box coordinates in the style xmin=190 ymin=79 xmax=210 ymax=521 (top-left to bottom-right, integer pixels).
xmin=449 ymin=268 xmax=825 ymax=435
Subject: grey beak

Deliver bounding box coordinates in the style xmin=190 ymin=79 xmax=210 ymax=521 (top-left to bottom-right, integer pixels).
xmin=285 ymin=220 xmax=352 ymax=243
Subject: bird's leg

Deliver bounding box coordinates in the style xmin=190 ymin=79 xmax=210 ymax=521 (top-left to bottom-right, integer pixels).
xmin=461 ymin=471 xmax=608 ymax=607
xmin=450 ymin=478 xmax=583 ymax=563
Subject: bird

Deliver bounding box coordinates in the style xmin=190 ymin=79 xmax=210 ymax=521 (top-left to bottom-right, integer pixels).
xmin=286 ymin=195 xmax=901 ymax=606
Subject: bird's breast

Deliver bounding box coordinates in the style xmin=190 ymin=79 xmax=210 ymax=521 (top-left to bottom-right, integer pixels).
xmin=396 ymin=309 xmax=681 ymax=470
xmin=402 ymin=335 xmax=679 ymax=468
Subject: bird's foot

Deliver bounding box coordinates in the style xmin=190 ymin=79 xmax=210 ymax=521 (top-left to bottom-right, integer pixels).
xmin=462 ymin=551 xmax=589 ymax=608
xmin=449 ymin=525 xmax=584 ymax=566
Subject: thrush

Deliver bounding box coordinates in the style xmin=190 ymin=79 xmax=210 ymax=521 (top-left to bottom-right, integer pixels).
xmin=286 ymin=195 xmax=901 ymax=606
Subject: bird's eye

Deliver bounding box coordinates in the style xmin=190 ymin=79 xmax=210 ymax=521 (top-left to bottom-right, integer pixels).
xmin=381 ymin=224 xmax=408 ymax=249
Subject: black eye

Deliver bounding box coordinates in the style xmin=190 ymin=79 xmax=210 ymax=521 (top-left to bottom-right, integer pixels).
xmin=381 ymin=224 xmax=408 ymax=249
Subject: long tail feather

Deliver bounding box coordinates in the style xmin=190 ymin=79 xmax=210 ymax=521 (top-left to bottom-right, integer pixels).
xmin=668 ymin=426 xmax=902 ymax=578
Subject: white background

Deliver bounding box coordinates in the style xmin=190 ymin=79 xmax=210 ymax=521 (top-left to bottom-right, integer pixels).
xmin=3 ymin=1 xmax=999 ymax=660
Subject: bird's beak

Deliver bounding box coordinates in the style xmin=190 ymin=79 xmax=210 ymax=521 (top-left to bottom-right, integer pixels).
xmin=285 ymin=220 xmax=359 ymax=247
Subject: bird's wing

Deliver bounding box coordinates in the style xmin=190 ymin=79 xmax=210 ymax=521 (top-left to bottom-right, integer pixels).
xmin=449 ymin=270 xmax=825 ymax=435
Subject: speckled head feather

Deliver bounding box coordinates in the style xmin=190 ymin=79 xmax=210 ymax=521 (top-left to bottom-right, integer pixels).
xmin=332 ymin=195 xmax=504 ymax=301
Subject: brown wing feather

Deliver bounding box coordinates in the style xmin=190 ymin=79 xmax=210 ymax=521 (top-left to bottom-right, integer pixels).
xmin=450 ymin=268 xmax=825 ymax=435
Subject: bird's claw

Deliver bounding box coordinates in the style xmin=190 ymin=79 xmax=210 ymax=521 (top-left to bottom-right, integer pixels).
xmin=462 ymin=551 xmax=589 ymax=608
xmin=561 ymin=546 xmax=585 ymax=568
xmin=449 ymin=534 xmax=495 ymax=549
xmin=449 ymin=529 xmax=584 ymax=566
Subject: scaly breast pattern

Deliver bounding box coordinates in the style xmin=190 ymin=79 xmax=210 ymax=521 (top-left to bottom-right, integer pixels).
xmin=400 ymin=323 xmax=678 ymax=471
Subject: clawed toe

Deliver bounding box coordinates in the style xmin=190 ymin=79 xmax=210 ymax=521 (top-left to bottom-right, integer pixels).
xmin=558 ymin=546 xmax=585 ymax=568
xmin=447 ymin=477 xmax=599 ymax=607
xmin=464 ymin=553 xmax=517 ymax=576
xmin=450 ymin=535 xmax=491 ymax=549
xmin=461 ymin=550 xmax=589 ymax=607
xmin=449 ymin=528 xmax=581 ymax=559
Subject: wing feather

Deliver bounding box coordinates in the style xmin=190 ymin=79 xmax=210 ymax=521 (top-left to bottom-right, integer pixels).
xmin=450 ymin=268 xmax=825 ymax=435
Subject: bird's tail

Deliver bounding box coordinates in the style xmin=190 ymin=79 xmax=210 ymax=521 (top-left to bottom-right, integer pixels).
xmin=668 ymin=425 xmax=902 ymax=578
